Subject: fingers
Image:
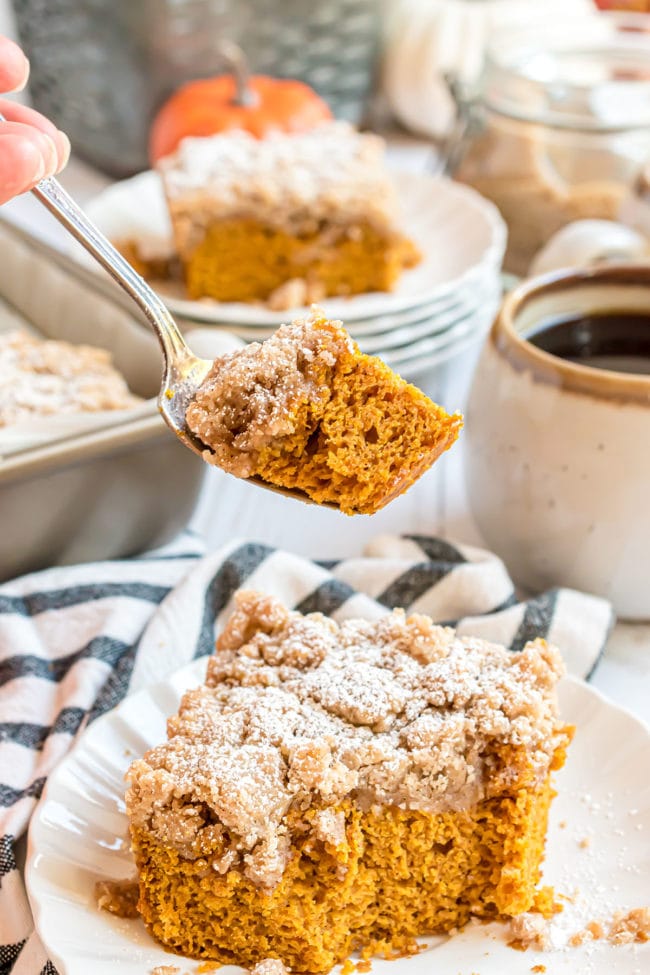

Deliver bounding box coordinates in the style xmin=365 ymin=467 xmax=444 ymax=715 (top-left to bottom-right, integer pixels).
xmin=0 ymin=37 xmax=29 ymax=93
xmin=0 ymin=99 xmax=70 ymax=170
xmin=0 ymin=35 xmax=71 ymax=205
xmin=0 ymin=121 xmax=68 ymax=204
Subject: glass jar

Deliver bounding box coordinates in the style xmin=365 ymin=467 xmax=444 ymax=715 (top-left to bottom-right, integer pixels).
xmin=449 ymin=13 xmax=650 ymax=275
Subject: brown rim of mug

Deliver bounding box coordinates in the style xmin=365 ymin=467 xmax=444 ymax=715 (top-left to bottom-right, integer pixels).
xmin=493 ymin=264 xmax=650 ymax=405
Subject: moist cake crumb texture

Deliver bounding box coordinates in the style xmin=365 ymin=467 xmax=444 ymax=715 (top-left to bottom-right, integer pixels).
xmin=185 ymin=308 xmax=462 ymax=514
xmin=126 ymin=591 xmax=571 ymax=972
xmin=0 ymin=330 xmax=140 ymax=425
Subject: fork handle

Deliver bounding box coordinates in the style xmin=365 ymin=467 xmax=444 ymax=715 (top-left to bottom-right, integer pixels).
xmin=34 ymin=175 xmax=189 ymax=361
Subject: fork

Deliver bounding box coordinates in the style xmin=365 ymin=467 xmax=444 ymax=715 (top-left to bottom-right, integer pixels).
xmin=14 ymin=159 xmax=321 ymax=505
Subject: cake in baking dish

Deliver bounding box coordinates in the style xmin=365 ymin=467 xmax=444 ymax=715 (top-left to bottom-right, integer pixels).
xmin=0 ymin=330 xmax=140 ymax=425
xmin=126 ymin=590 xmax=571 ymax=973
xmin=184 ymin=307 xmax=462 ymax=515
xmin=157 ymin=122 xmax=420 ymax=308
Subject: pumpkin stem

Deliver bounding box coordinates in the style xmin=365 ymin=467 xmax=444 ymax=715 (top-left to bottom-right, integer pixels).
xmin=215 ymin=40 xmax=258 ymax=108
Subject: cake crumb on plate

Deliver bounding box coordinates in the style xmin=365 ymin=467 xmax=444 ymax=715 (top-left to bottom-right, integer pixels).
xmin=95 ymin=878 xmax=139 ymax=918
xmin=507 ymin=913 xmax=551 ymax=951
xmin=608 ymin=907 xmax=650 ymax=944
xmin=250 ymin=960 xmax=290 ymax=975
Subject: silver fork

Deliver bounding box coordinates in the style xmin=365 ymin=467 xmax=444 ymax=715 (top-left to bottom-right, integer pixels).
xmin=29 ymin=173 xmax=214 ymax=458
xmin=18 ymin=166 xmax=321 ymax=505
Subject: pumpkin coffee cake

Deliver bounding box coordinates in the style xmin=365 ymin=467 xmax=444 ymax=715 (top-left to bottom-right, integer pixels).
xmin=185 ymin=308 xmax=462 ymax=514
xmin=158 ymin=122 xmax=420 ymax=308
xmin=126 ymin=590 xmax=571 ymax=973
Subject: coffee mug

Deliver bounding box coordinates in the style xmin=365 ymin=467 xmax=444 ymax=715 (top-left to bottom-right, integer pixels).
xmin=465 ymin=265 xmax=650 ymax=619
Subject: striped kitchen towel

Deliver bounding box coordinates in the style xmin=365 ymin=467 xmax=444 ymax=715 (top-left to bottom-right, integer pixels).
xmin=0 ymin=532 xmax=613 ymax=975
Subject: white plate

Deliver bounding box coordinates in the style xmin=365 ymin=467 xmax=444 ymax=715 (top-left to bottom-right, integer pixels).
xmin=27 ymin=661 xmax=649 ymax=975
xmin=82 ymin=170 xmax=506 ymax=325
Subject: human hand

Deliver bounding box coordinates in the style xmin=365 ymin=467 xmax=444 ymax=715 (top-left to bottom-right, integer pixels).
xmin=0 ymin=36 xmax=70 ymax=205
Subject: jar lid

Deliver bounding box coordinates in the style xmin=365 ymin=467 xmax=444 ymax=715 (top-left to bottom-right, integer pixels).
xmin=483 ymin=12 xmax=650 ymax=132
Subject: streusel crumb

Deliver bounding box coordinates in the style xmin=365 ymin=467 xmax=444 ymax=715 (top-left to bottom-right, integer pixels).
xmin=250 ymin=960 xmax=289 ymax=975
xmin=95 ymin=877 xmax=140 ymax=918
xmin=185 ymin=315 xmax=352 ymax=479
xmin=508 ymin=912 xmax=551 ymax=951
xmin=608 ymin=907 xmax=650 ymax=944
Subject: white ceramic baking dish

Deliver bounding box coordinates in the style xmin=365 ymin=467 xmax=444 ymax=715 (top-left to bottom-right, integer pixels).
xmin=0 ymin=219 xmax=207 ymax=581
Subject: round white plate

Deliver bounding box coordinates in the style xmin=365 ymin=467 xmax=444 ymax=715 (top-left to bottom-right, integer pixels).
xmin=81 ymin=170 xmax=506 ymax=325
xmin=27 ymin=662 xmax=649 ymax=975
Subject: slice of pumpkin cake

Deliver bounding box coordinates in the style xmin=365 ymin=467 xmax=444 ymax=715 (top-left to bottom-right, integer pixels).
xmin=126 ymin=590 xmax=571 ymax=973
xmin=157 ymin=122 xmax=420 ymax=307
xmin=185 ymin=307 xmax=462 ymax=514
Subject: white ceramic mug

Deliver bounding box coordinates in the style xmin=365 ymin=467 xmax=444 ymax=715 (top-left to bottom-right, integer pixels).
xmin=465 ymin=265 xmax=650 ymax=619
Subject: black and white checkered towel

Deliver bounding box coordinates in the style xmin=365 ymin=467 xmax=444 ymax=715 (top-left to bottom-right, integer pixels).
xmin=0 ymin=532 xmax=613 ymax=975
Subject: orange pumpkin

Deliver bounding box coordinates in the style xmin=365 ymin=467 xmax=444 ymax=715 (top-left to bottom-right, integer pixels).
xmin=149 ymin=44 xmax=332 ymax=164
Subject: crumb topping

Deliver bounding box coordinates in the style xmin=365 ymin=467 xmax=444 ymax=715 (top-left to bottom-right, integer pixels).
xmin=159 ymin=123 xmax=397 ymax=241
xmin=508 ymin=912 xmax=552 ymax=951
xmin=568 ymin=919 xmax=605 ymax=946
xmin=95 ymin=877 xmax=140 ymax=918
xmin=515 ymin=905 xmax=650 ymax=951
xmin=185 ymin=309 xmax=353 ymax=477
xmin=0 ymin=330 xmax=140 ymax=425
xmin=250 ymin=960 xmax=289 ymax=975
xmin=126 ymin=591 xmax=568 ymax=889
xmin=608 ymin=906 xmax=650 ymax=945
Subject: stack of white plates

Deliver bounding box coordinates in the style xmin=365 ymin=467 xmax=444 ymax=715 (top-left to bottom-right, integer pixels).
xmin=83 ymin=171 xmax=507 ymax=383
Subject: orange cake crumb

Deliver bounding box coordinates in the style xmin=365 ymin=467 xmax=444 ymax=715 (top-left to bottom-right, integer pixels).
xmin=186 ymin=308 xmax=462 ymax=514
xmin=569 ymin=920 xmax=605 ymax=947
xmin=159 ymin=124 xmax=420 ymax=307
xmin=126 ymin=591 xmax=569 ymax=973
xmin=531 ymin=966 xmax=546 ymax=973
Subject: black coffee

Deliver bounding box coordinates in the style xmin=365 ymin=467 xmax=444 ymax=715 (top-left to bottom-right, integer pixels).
xmin=525 ymin=311 xmax=650 ymax=375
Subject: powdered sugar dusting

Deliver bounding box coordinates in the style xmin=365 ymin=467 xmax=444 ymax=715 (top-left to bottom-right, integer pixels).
xmin=159 ymin=123 xmax=396 ymax=238
xmin=126 ymin=590 xmax=568 ymax=889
